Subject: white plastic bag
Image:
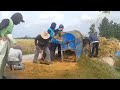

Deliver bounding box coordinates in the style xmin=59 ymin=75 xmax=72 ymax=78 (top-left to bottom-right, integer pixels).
xmin=0 ymin=40 xmax=8 ymax=68
xmin=6 ymin=34 xmax=16 ymax=44
xmin=0 ymin=40 xmax=7 ymax=53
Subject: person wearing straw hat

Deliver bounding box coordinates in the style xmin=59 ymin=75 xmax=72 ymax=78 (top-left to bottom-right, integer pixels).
xmin=33 ymin=32 xmax=51 ymax=65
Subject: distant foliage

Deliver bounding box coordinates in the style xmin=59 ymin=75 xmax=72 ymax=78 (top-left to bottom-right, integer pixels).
xmin=98 ymin=17 xmax=120 ymax=40
xmin=88 ymin=23 xmax=96 ymax=35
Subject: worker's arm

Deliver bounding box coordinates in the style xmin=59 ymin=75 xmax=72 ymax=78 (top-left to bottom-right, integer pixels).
xmin=0 ymin=19 xmax=9 ymax=30
xmin=47 ymin=29 xmax=51 ymax=34
xmin=35 ymin=35 xmax=40 ymax=46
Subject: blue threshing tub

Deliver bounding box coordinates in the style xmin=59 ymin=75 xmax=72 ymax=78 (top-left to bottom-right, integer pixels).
xmin=61 ymin=30 xmax=83 ymax=61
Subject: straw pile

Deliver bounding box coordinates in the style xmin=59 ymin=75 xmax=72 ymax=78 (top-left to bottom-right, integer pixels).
xmin=99 ymin=37 xmax=120 ymax=57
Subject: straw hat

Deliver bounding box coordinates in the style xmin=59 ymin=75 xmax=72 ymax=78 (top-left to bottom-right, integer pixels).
xmin=40 ymin=32 xmax=50 ymax=39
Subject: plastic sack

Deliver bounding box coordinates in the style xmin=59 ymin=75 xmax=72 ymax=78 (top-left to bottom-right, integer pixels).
xmin=116 ymin=51 xmax=120 ymax=57
xmin=0 ymin=40 xmax=6 ymax=53
xmin=0 ymin=40 xmax=8 ymax=78
xmin=6 ymin=34 xmax=16 ymax=44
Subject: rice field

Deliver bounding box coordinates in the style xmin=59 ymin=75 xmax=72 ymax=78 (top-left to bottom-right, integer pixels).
xmin=16 ymin=39 xmax=35 ymax=55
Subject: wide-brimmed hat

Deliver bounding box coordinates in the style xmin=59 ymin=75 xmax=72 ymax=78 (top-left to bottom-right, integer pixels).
xmin=40 ymin=32 xmax=50 ymax=39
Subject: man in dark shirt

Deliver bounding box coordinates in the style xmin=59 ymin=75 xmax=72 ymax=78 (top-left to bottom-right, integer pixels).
xmin=33 ymin=32 xmax=51 ymax=65
xmin=89 ymin=32 xmax=99 ymax=57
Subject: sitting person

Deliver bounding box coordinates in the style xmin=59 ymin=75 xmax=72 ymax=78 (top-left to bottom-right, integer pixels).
xmin=7 ymin=45 xmax=25 ymax=70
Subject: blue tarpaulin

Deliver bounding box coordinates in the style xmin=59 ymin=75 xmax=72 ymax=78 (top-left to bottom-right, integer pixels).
xmin=116 ymin=51 xmax=120 ymax=57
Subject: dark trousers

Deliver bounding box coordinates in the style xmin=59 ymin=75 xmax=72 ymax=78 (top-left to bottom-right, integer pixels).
xmin=49 ymin=43 xmax=61 ymax=61
xmin=55 ymin=44 xmax=61 ymax=58
xmin=91 ymin=42 xmax=99 ymax=57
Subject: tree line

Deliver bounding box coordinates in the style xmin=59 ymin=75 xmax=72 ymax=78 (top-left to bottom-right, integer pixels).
xmin=89 ymin=17 xmax=120 ymax=40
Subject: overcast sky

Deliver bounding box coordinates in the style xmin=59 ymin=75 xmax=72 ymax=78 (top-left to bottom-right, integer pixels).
xmin=0 ymin=11 xmax=120 ymax=38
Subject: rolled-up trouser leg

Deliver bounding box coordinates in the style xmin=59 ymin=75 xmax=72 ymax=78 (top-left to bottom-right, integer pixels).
xmin=34 ymin=46 xmax=41 ymax=62
xmin=44 ymin=47 xmax=51 ymax=62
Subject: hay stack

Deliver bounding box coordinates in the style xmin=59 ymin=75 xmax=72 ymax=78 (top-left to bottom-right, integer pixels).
xmin=99 ymin=37 xmax=120 ymax=57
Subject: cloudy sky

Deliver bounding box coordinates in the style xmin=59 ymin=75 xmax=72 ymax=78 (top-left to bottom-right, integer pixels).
xmin=0 ymin=11 xmax=120 ymax=38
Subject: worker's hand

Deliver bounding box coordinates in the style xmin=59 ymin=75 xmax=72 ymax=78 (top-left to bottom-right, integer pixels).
xmin=36 ymin=45 xmax=40 ymax=50
xmin=59 ymin=38 xmax=63 ymax=42
xmin=59 ymin=39 xmax=62 ymax=42
xmin=36 ymin=45 xmax=39 ymax=47
xmin=49 ymin=40 xmax=52 ymax=43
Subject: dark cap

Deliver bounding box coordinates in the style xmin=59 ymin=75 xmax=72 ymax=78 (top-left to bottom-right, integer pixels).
xmin=11 ymin=12 xmax=25 ymax=22
xmin=59 ymin=24 xmax=64 ymax=28
xmin=50 ymin=22 xmax=56 ymax=30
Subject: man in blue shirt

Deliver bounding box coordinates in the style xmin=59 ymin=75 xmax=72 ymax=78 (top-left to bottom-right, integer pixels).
xmin=48 ymin=24 xmax=64 ymax=61
xmin=47 ymin=22 xmax=56 ymax=40
xmin=47 ymin=22 xmax=57 ymax=61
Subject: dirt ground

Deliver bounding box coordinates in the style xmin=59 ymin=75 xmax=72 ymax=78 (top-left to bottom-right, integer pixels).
xmin=5 ymin=60 xmax=78 ymax=79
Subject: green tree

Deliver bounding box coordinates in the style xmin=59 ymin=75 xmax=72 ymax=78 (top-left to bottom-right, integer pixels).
xmin=98 ymin=17 xmax=110 ymax=37
xmin=98 ymin=16 xmax=120 ymax=39
xmin=88 ymin=24 xmax=96 ymax=35
xmin=108 ymin=20 xmax=114 ymax=38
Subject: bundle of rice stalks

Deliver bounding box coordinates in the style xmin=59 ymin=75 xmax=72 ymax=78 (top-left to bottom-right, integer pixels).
xmin=99 ymin=37 xmax=120 ymax=57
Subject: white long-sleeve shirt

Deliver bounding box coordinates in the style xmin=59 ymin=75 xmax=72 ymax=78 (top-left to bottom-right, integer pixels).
xmin=8 ymin=48 xmax=22 ymax=62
